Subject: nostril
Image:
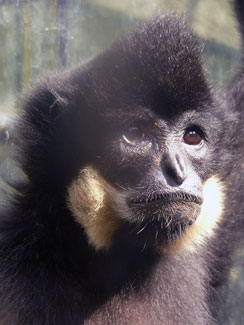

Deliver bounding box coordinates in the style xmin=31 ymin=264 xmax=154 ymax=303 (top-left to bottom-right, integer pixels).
xmin=175 ymin=170 xmax=186 ymax=185
xmin=161 ymin=152 xmax=187 ymax=186
xmin=165 ymin=165 xmax=186 ymax=185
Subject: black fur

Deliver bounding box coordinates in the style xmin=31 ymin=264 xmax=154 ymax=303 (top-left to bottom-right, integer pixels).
xmin=0 ymin=12 xmax=243 ymax=325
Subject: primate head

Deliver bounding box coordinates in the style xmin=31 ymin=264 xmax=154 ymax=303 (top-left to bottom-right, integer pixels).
xmin=19 ymin=15 xmax=229 ymax=253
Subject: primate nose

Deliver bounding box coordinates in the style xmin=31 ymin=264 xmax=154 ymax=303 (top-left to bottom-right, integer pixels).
xmin=161 ymin=151 xmax=187 ymax=186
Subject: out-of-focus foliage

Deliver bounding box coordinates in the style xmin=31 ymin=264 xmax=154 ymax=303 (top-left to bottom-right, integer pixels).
xmin=0 ymin=0 xmax=240 ymax=109
xmin=0 ymin=1 xmax=242 ymax=324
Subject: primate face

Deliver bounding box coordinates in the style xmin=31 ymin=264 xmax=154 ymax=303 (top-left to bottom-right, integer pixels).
xmin=65 ymin=15 xmax=225 ymax=251
xmin=68 ymin=103 xmax=224 ymax=252
xmin=89 ymin=105 xmax=212 ymax=246
xmin=110 ymin=113 xmax=206 ymax=244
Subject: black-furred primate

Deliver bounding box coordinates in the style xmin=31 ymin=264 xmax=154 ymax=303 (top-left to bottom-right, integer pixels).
xmin=0 ymin=5 xmax=243 ymax=325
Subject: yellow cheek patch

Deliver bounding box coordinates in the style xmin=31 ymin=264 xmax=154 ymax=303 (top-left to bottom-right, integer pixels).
xmin=67 ymin=167 xmax=120 ymax=250
xmin=67 ymin=170 xmax=224 ymax=254
xmin=163 ymin=176 xmax=225 ymax=254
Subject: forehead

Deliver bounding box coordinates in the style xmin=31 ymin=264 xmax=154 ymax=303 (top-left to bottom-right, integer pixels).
xmin=83 ymin=15 xmax=212 ymax=118
xmin=101 ymin=103 xmax=210 ymax=131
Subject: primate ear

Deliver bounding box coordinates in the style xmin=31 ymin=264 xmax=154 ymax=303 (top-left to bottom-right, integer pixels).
xmin=16 ymin=83 xmax=68 ymax=184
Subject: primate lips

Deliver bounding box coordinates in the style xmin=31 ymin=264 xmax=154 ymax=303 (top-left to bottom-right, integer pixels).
xmin=129 ymin=192 xmax=203 ymax=206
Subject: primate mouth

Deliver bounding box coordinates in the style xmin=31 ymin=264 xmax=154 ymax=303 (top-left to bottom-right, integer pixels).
xmin=129 ymin=192 xmax=202 ymax=206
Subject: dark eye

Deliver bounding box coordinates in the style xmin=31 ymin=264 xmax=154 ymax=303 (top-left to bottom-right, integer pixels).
xmin=182 ymin=127 xmax=204 ymax=146
xmin=122 ymin=126 xmax=148 ymax=145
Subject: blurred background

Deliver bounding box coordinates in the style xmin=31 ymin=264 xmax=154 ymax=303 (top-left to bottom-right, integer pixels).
xmin=0 ymin=0 xmax=243 ymax=324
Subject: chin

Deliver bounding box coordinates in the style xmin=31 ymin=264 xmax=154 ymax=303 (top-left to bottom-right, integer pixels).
xmin=121 ymin=198 xmax=203 ymax=247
